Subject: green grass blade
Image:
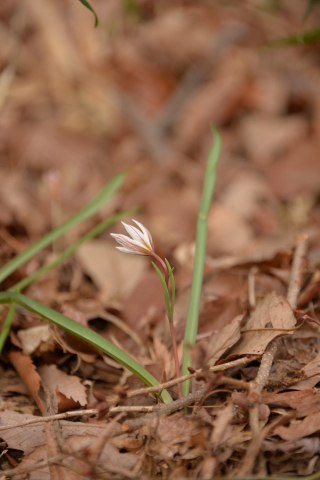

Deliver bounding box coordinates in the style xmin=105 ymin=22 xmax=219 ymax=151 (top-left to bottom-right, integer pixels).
xmin=181 ymin=127 xmax=222 ymax=397
xmin=266 ymin=28 xmax=320 ymax=46
xmin=152 ymin=262 xmax=172 ymax=322
xmin=78 ymin=0 xmax=99 ymax=27
xmin=9 ymin=208 xmax=137 ymax=294
xmin=0 ymin=291 xmax=172 ymax=404
xmin=0 ymin=171 xmax=126 ymax=285
xmin=0 ymin=303 xmax=16 ymax=353
xmin=165 ymin=259 xmax=175 ymax=321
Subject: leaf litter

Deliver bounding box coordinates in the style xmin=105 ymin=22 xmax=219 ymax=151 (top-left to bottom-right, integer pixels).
xmin=1 ymin=1 xmax=320 ymax=478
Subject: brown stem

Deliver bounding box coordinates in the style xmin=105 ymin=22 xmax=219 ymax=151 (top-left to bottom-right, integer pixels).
xmin=151 ymin=251 xmax=182 ymax=398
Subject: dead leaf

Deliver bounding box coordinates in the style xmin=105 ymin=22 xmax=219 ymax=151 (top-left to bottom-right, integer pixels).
xmin=16 ymin=325 xmax=56 ymax=356
xmin=205 ymin=315 xmax=242 ymax=366
xmin=274 ymin=412 xmax=320 ymax=441
xmin=240 ymin=114 xmax=308 ymax=164
xmin=262 ymin=389 xmax=320 ymax=418
xmin=228 ymin=292 xmax=296 ymax=356
xmin=77 ymin=240 xmax=147 ymax=307
xmin=38 ymin=365 xmax=87 ymax=413
xmin=7 ymin=351 xmax=44 ymax=414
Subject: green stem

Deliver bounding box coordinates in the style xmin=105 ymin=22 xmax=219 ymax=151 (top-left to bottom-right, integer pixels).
xmin=181 ymin=127 xmax=222 ymax=397
xmin=151 ymin=252 xmax=182 ymax=398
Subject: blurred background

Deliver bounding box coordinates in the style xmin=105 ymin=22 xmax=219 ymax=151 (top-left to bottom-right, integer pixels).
xmin=1 ymin=0 xmax=320 ymax=325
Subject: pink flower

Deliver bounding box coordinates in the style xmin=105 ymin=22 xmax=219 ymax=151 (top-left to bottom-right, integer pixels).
xmin=110 ymin=220 xmax=154 ymax=256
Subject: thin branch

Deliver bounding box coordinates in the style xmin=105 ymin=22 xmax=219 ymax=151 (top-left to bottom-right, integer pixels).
xmin=125 ymin=354 xmax=259 ymax=398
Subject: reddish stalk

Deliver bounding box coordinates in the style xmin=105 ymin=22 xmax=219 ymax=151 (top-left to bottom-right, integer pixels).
xmin=151 ymin=251 xmax=182 ymax=399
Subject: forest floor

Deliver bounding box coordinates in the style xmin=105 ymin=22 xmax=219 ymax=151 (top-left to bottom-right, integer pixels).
xmin=1 ymin=0 xmax=320 ymax=478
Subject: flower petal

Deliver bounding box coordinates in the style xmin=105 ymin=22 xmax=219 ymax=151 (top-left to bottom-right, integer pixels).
xmin=132 ymin=219 xmax=154 ymax=250
xmin=121 ymin=222 xmax=143 ymax=243
xmin=110 ymin=233 xmax=151 ymax=254
xmin=116 ymin=246 xmax=149 ymax=255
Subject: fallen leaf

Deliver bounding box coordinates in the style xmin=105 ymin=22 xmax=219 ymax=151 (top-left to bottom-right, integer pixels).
xmin=0 ymin=411 xmax=137 ymax=479
xmin=228 ymin=292 xmax=296 ymax=356
xmin=240 ymin=114 xmax=308 ymax=164
xmin=38 ymin=365 xmax=87 ymax=413
xmin=274 ymin=412 xmax=320 ymax=441
xmin=17 ymin=325 xmax=56 ymax=356
xmin=268 ymin=138 xmax=320 ymax=200
xmin=262 ymin=389 xmax=320 ymax=418
xmin=7 ymin=351 xmax=44 ymax=414
xmin=205 ymin=314 xmax=242 ymax=366
xmin=77 ymin=240 xmax=147 ymax=307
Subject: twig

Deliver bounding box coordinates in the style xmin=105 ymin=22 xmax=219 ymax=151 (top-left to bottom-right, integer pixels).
xmin=248 ymin=234 xmax=308 ymax=442
xmin=0 ymin=409 xmax=98 ymax=433
xmin=125 ymin=354 xmax=259 ymax=398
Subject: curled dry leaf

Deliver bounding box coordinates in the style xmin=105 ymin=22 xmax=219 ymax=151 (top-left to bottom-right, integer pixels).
xmin=228 ymin=291 xmax=296 ymax=357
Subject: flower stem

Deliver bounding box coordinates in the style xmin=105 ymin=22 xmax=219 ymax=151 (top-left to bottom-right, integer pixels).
xmin=151 ymin=251 xmax=182 ymax=399
xmin=150 ymin=252 xmax=168 ymax=285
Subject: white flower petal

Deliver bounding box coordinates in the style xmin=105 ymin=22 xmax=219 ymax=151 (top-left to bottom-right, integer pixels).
xmin=132 ymin=219 xmax=154 ymax=249
xmin=121 ymin=222 xmax=143 ymax=242
xmin=116 ymin=246 xmax=148 ymax=255
xmin=111 ymin=220 xmax=154 ymax=256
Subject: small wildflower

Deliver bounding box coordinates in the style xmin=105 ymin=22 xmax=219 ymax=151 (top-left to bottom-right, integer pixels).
xmin=110 ymin=219 xmax=154 ymax=256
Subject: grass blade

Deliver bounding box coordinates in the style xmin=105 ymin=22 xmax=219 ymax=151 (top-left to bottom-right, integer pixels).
xmin=165 ymin=259 xmax=175 ymax=321
xmin=0 ymin=303 xmax=16 ymax=353
xmin=78 ymin=0 xmax=99 ymax=27
xmin=265 ymin=28 xmax=320 ymax=47
xmin=0 ymin=171 xmax=126 ymax=285
xmin=181 ymin=127 xmax=222 ymax=397
xmin=152 ymin=262 xmax=172 ymax=322
xmin=9 ymin=208 xmax=137 ymax=294
xmin=0 ymin=291 xmax=172 ymax=404
xmin=0 ymin=208 xmax=137 ymax=355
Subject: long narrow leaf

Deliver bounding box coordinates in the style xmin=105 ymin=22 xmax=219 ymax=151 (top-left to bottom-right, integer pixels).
xmin=152 ymin=262 xmax=172 ymax=322
xmin=165 ymin=259 xmax=175 ymax=321
xmin=181 ymin=127 xmax=222 ymax=397
xmin=0 ymin=208 xmax=137 ymax=355
xmin=0 ymin=303 xmax=16 ymax=353
xmin=0 ymin=171 xmax=126 ymax=285
xmin=0 ymin=291 xmax=172 ymax=404
xmin=78 ymin=0 xmax=99 ymax=27
xmin=9 ymin=208 xmax=137 ymax=294
xmin=266 ymin=28 xmax=320 ymax=47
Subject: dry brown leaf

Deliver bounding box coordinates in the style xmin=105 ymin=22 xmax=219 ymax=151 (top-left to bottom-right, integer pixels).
xmin=77 ymin=240 xmax=147 ymax=307
xmin=16 ymin=325 xmax=56 ymax=356
xmin=228 ymin=292 xmax=296 ymax=356
xmin=239 ymin=114 xmax=308 ymax=164
xmin=274 ymin=412 xmax=320 ymax=441
xmin=210 ymin=401 xmax=234 ymax=449
xmin=262 ymin=389 xmax=320 ymax=418
xmin=268 ymin=138 xmax=320 ymax=200
xmin=0 ymin=411 xmax=137 ymax=479
xmin=38 ymin=365 xmax=87 ymax=413
xmin=205 ymin=314 xmax=242 ymax=366
xmin=207 ymin=203 xmax=254 ymax=256
xmin=7 ymin=350 xmax=44 ymax=414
